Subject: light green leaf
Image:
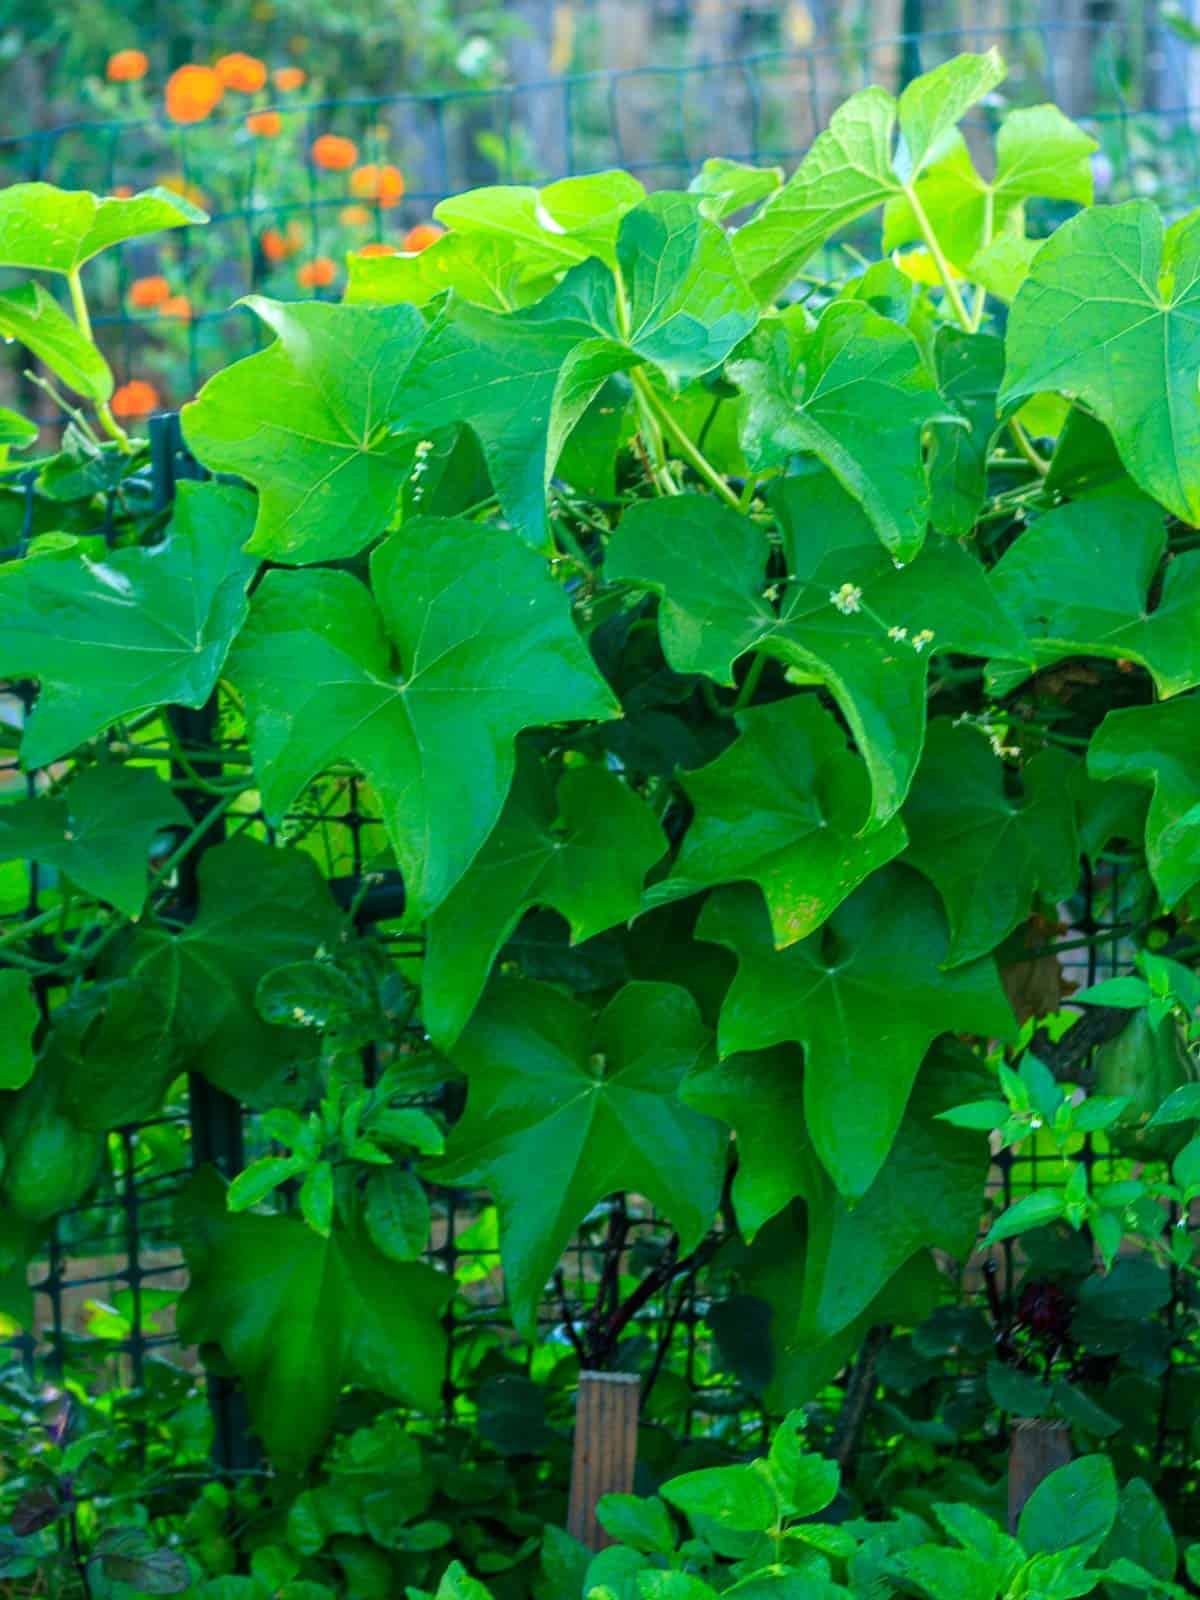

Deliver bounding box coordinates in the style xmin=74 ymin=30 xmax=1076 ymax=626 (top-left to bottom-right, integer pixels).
xmin=424 ymin=745 xmax=664 ymax=1048
xmin=731 ymin=303 xmax=951 ymax=561
xmin=182 ymin=298 xmax=426 ymax=564
xmin=436 ymin=171 xmax=646 ymax=272
xmin=116 ymin=836 xmax=344 ymax=1106
xmin=0 ymin=480 xmax=257 ymax=768
xmin=430 ymin=979 xmax=725 ymax=1335
xmin=363 ymin=1168 xmax=431 ymax=1262
xmin=300 ymin=1163 xmax=334 ymax=1237
xmin=1147 ymin=1083 xmax=1200 ymax=1128
xmin=766 ymin=1416 xmax=840 ymax=1517
xmin=688 ymin=158 xmax=783 ymax=221
xmin=0 ymin=282 xmax=113 ymax=400
xmin=227 ymin=1157 xmax=304 ymax=1212
xmin=731 ymin=51 xmax=1004 ymax=302
xmin=901 ymin=719 xmax=1080 ymax=964
xmin=0 ymin=407 xmax=37 ymax=452
xmin=178 ymin=1168 xmax=450 ymax=1471
xmin=990 ymin=486 xmax=1200 ymax=696
xmin=1018 ymin=1456 xmax=1118 ymax=1557
xmin=697 ymin=865 xmax=1014 ymax=1197
xmin=660 ymin=1465 xmax=778 ymax=1534
xmin=983 ymin=1189 xmax=1066 ymax=1246
xmin=0 ymin=183 xmax=207 ymax=274
xmin=229 ymin=515 xmax=617 ymax=922
xmin=656 ymin=696 xmax=906 ymax=946
xmin=594 ymin=1495 xmax=677 ymax=1556
xmin=0 ymin=971 xmax=39 ymax=1091
xmin=0 ymin=765 xmax=188 ymax=918
xmin=1001 ymin=202 xmax=1200 ymax=524
xmin=605 ymin=494 xmax=774 ymax=688
xmin=1088 ymin=698 xmax=1200 ymax=909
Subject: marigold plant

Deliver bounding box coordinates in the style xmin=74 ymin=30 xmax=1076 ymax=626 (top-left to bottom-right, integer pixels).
xmin=106 ymin=49 xmax=149 ymax=83
xmin=110 ymin=378 xmax=161 ymax=416
xmin=350 ymin=163 xmax=406 ymax=205
xmin=311 ymin=133 xmax=358 ymax=171
xmin=246 ymin=110 xmax=282 ymax=137
xmin=296 ymin=256 xmax=336 ymax=287
xmin=128 ymin=274 xmax=171 ymax=309
xmin=273 ymin=65 xmax=307 ymax=91
xmin=215 ymin=53 xmax=268 ymax=93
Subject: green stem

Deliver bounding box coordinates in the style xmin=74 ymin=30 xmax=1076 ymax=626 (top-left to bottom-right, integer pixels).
xmin=66 ymin=267 xmax=133 ymax=454
xmin=1007 ymin=416 xmax=1050 ymax=478
xmin=904 ymin=185 xmax=973 ymax=331
xmin=632 ymin=370 xmax=741 ymax=511
xmin=732 ymin=654 xmax=766 ymax=712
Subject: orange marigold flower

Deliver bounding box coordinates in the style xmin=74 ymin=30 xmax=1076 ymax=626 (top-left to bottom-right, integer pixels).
xmin=261 ymin=221 xmax=303 ymax=262
xmin=215 ymin=52 xmax=267 ymax=92
xmin=402 ymin=222 xmax=444 ymax=253
xmin=273 ymin=65 xmax=307 ymax=91
xmin=160 ymin=294 xmax=192 ymax=320
xmin=340 ymin=204 xmax=371 ymax=226
xmin=165 ymin=64 xmax=223 ymax=124
xmin=349 ymin=163 xmax=405 ymax=205
xmin=128 ymin=274 xmax=171 ymax=309
xmin=246 ymin=110 xmax=282 ymax=137
xmin=355 ymin=241 xmax=398 ymax=257
xmin=311 ymin=134 xmax=358 ymax=171
xmin=297 ymin=256 xmax=337 ymax=288
xmin=107 ymin=49 xmax=149 ymax=83
xmin=111 ymin=380 xmax=161 ymax=418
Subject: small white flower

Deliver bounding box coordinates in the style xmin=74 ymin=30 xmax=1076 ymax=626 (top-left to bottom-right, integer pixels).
xmin=1029 ymin=1116 xmax=1043 ymax=1130
xmin=911 ymin=628 xmax=935 ymax=652
xmin=887 ymin=625 xmax=908 ymax=641
xmin=830 ymin=582 xmax=863 ymax=615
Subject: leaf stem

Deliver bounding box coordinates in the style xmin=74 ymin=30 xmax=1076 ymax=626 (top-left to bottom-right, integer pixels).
xmin=66 ymin=268 xmax=132 ymax=454
xmin=631 ymin=369 xmax=741 ymax=512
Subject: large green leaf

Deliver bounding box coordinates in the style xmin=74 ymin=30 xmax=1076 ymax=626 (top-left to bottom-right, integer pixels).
xmin=653 ymin=696 xmax=906 ymax=946
xmin=731 ymin=303 xmax=952 ymax=560
xmin=606 ymin=474 xmax=1027 ymax=826
xmin=228 ymin=516 xmax=618 ymax=922
xmin=0 ymin=764 xmax=188 ymax=917
xmin=114 ymin=835 xmax=344 ymax=1105
xmin=0 ymin=481 xmax=257 ymax=768
xmin=901 ymin=720 xmax=1080 ymax=965
xmin=1000 ymin=203 xmax=1200 ymax=524
xmin=430 ymin=979 xmax=726 ymax=1334
xmin=177 ymin=1168 xmax=450 ymax=1471
xmin=423 ymin=745 xmax=665 ymax=1048
xmin=927 ymin=327 xmax=1005 ymax=537
xmin=0 ymin=183 xmax=207 ymax=274
xmin=0 ymin=282 xmax=113 ymax=401
xmin=696 ymin=864 xmax=1014 ymax=1196
xmin=989 ymin=486 xmax=1200 ymax=695
xmin=1088 ymin=699 xmax=1200 ymax=909
xmin=0 ymin=972 xmax=39 ymax=1091
xmin=731 ymin=51 xmax=1004 ymax=302
xmin=1018 ymin=1457 xmax=1117 ymax=1557
xmin=391 ymin=195 xmax=756 ymax=546
xmin=181 ymin=299 xmax=427 ymax=564
xmin=604 ymin=495 xmax=774 ymax=687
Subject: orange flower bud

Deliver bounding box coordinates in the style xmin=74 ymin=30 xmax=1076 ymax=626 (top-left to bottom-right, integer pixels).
xmin=350 ymin=163 xmax=405 ymax=205
xmin=111 ymin=380 xmax=161 ymax=418
xmin=160 ymin=294 xmax=192 ymax=320
xmin=165 ymin=64 xmax=223 ymax=124
xmin=402 ymin=222 xmax=444 ymax=254
xmin=107 ymin=49 xmax=149 ymax=83
xmin=311 ymin=134 xmax=358 ymax=171
xmin=273 ymin=66 xmax=307 ymax=91
xmin=246 ymin=110 xmax=282 ymax=137
xmin=128 ymin=275 xmax=171 ymax=309
xmin=297 ymin=256 xmax=337 ymax=288
xmin=215 ymin=52 xmax=268 ymax=92
xmin=355 ymin=242 xmax=398 ymax=257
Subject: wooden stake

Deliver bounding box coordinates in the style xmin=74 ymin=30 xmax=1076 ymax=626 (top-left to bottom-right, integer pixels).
xmin=566 ymin=1371 xmax=641 ymax=1550
xmin=1008 ymin=1418 xmax=1071 ymax=1532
